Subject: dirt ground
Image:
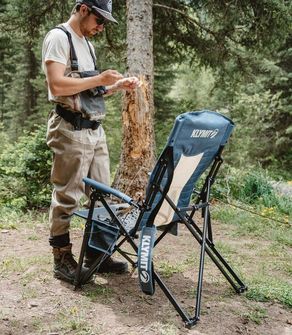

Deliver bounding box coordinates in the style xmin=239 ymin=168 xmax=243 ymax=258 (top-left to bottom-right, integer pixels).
xmin=0 ymin=216 xmax=291 ymax=335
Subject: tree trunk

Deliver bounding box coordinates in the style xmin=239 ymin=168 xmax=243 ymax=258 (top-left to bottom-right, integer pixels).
xmin=113 ymin=0 xmax=155 ymax=199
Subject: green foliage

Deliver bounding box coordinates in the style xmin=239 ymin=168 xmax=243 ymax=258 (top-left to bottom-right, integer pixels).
xmin=242 ymin=307 xmax=267 ymax=325
xmin=238 ymin=171 xmax=274 ymax=204
xmin=0 ymin=123 xmax=9 ymax=155
xmin=211 ymin=186 xmax=291 ymax=309
xmin=0 ymin=125 xmax=52 ymax=209
xmin=212 ymin=203 xmax=291 ymax=242
xmin=228 ymin=87 xmax=291 ymax=169
xmin=213 ymin=166 xmax=292 ymax=217
xmin=154 ymin=0 xmax=291 ymax=68
xmin=154 ymin=63 xmax=217 ymax=155
xmin=246 ymin=279 xmax=292 ymax=308
xmin=0 ymin=0 xmax=74 ymax=139
xmin=157 ymin=261 xmax=186 ymax=278
xmin=0 ymin=206 xmax=49 ymax=230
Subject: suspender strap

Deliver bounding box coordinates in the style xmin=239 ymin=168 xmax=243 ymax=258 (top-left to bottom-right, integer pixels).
xmin=85 ymin=38 xmax=97 ymax=70
xmin=55 ymin=25 xmax=79 ymax=71
xmin=54 ymin=25 xmax=97 ymax=71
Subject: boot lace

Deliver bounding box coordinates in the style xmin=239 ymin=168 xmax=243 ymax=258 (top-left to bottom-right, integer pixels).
xmin=61 ymin=252 xmax=78 ymax=272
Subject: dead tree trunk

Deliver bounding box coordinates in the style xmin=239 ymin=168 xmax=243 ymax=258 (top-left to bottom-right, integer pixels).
xmin=113 ymin=0 xmax=155 ymax=199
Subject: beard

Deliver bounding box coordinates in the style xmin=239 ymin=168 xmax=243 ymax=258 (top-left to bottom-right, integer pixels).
xmin=80 ymin=16 xmax=98 ymax=38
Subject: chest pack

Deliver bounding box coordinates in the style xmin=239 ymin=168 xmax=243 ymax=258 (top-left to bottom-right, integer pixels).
xmin=52 ymin=25 xmax=106 ymax=120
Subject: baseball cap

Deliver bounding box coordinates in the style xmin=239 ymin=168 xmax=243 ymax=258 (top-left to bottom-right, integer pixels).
xmin=76 ymin=0 xmax=118 ymax=24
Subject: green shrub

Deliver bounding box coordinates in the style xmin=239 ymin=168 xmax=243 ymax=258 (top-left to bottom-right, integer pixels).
xmin=0 ymin=125 xmax=52 ymax=209
xmin=0 ymin=123 xmax=9 ymax=155
xmin=239 ymin=170 xmax=274 ymax=204
xmin=246 ymin=279 xmax=292 ymax=308
xmin=213 ymin=166 xmax=291 ymax=216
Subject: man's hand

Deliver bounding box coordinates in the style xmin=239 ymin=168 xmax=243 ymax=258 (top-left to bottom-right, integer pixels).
xmin=105 ymin=76 xmax=141 ymax=95
xmin=115 ymin=76 xmax=141 ymax=91
xmin=98 ymin=70 xmax=124 ymax=86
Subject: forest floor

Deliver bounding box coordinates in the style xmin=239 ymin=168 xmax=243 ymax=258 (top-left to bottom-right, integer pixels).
xmin=0 ymin=205 xmax=291 ymax=335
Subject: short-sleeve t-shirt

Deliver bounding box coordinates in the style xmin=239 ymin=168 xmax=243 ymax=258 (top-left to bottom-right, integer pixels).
xmin=42 ymin=22 xmax=96 ymax=102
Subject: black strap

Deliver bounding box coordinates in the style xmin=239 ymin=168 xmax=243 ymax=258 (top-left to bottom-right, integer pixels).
xmin=55 ymin=25 xmax=79 ymax=71
xmin=85 ymin=38 xmax=97 ymax=70
xmin=138 ymin=226 xmax=156 ymax=295
xmin=55 ymin=105 xmax=101 ymax=130
xmin=54 ymin=25 xmax=97 ymax=71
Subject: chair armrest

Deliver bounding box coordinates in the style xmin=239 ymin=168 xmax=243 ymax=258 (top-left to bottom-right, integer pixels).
xmin=83 ymin=177 xmax=134 ymax=205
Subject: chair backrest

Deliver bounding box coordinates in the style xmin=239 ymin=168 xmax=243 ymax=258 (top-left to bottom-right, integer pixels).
xmin=139 ymin=110 xmax=234 ymax=228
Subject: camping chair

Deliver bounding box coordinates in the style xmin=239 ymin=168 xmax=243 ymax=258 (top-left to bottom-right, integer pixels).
xmin=74 ymin=110 xmax=247 ymax=328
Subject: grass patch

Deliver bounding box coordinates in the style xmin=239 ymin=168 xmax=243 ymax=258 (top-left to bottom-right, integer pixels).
xmin=272 ymin=230 xmax=292 ymax=247
xmin=211 ymin=204 xmax=291 ymax=241
xmin=211 ymin=201 xmax=292 ymax=309
xmin=83 ymin=285 xmax=113 ymax=301
xmin=0 ymin=207 xmax=49 ymax=229
xmin=242 ymin=306 xmax=267 ymax=324
xmin=150 ymin=321 xmax=178 ymax=335
xmin=245 ymin=278 xmax=292 ymax=308
xmin=265 ymin=241 xmax=286 ymax=256
xmin=57 ymin=305 xmax=102 ymax=335
xmin=214 ymin=240 xmax=237 ymax=255
xmin=211 ymin=205 xmax=268 ymax=237
xmin=31 ymin=317 xmax=43 ymax=330
xmin=214 ymin=167 xmax=292 ymax=217
xmin=21 ymin=287 xmax=39 ymax=300
xmin=71 ymin=214 xmax=88 ymax=229
xmin=27 ymin=234 xmax=40 ymax=241
xmin=0 ymin=255 xmax=50 ymax=276
xmin=283 ymin=262 xmax=292 ymax=275
xmin=157 ymin=260 xmax=186 ymax=278
xmin=0 ymin=223 xmax=17 ymax=230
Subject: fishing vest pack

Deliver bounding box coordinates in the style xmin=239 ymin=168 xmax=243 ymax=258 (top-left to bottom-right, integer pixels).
xmin=52 ymin=25 xmax=106 ymax=120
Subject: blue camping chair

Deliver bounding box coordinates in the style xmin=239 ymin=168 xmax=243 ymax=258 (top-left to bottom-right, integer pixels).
xmin=74 ymin=110 xmax=247 ymax=328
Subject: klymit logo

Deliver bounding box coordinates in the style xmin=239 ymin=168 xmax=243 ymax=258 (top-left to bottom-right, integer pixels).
xmin=140 ymin=235 xmax=151 ymax=271
xmin=191 ymin=128 xmax=219 ymax=139
xmin=140 ymin=270 xmax=150 ymax=283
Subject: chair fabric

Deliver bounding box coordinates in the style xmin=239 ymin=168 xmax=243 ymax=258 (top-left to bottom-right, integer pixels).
xmin=140 ymin=110 xmax=234 ymax=229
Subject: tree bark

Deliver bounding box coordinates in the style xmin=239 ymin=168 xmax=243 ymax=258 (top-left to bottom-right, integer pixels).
xmin=113 ymin=0 xmax=155 ymax=199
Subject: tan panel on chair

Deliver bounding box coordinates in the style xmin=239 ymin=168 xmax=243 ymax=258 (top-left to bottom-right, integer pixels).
xmin=155 ymin=152 xmax=204 ymax=226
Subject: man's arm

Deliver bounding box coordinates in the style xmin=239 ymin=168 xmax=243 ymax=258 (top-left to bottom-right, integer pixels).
xmin=46 ymin=61 xmax=124 ymax=96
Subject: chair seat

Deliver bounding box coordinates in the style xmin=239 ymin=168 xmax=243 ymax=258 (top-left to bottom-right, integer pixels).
xmin=75 ymin=203 xmax=130 ymax=221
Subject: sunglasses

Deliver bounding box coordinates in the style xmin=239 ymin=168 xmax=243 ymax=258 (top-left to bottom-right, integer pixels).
xmin=95 ymin=14 xmax=108 ymax=26
xmin=87 ymin=7 xmax=108 ymax=25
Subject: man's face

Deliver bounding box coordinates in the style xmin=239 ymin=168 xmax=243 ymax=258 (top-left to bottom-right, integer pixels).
xmin=80 ymin=6 xmax=105 ymax=37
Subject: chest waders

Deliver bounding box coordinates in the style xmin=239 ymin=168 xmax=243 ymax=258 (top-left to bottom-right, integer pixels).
xmin=54 ymin=25 xmax=107 ymax=130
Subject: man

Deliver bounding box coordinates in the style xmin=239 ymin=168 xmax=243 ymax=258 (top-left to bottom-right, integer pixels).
xmin=42 ymin=0 xmax=140 ymax=283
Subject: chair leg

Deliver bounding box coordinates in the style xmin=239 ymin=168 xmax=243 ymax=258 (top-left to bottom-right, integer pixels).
xmin=153 ymin=271 xmax=194 ymax=325
xmin=185 ymin=218 xmax=247 ymax=293
xmin=194 ymin=198 xmax=209 ymax=321
xmin=193 ymin=176 xmax=212 ymax=321
xmin=74 ymin=193 xmax=98 ymax=288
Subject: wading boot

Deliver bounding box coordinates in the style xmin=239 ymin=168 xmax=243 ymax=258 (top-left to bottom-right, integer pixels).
xmin=52 ymin=244 xmax=81 ymax=283
xmin=84 ymin=248 xmax=128 ymax=274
